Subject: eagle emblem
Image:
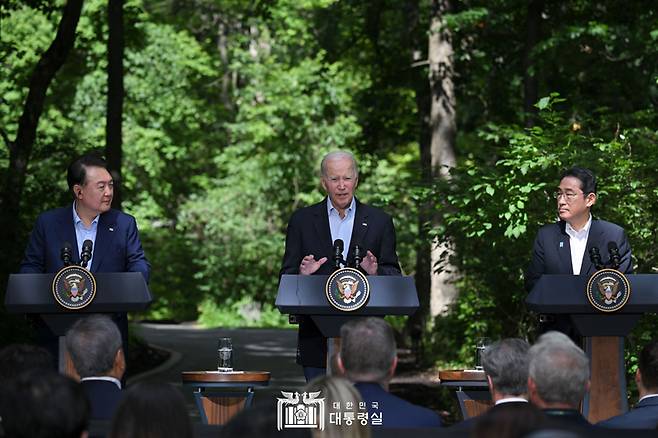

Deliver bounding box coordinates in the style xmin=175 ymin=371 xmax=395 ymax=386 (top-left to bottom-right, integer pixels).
xmin=586 ymin=268 xmax=630 ymax=313
xmin=597 ymin=276 xmax=621 ymax=305
xmin=52 ymin=266 xmax=96 ymax=310
xmin=325 ymin=267 xmax=370 ymax=312
xmin=337 ymin=275 xmax=361 ymax=304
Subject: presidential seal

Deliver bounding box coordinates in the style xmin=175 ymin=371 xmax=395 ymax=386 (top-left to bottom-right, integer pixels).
xmin=325 ymin=267 xmax=370 ymax=312
xmin=586 ymin=268 xmax=631 ymax=313
xmin=51 ymin=266 xmax=97 ymax=310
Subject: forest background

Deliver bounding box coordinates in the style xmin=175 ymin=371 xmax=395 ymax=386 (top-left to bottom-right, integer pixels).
xmin=1 ymin=0 xmax=657 ymax=374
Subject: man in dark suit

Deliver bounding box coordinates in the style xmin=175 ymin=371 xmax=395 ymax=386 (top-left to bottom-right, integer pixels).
xmin=525 ymin=167 xmax=631 ymax=335
xmin=598 ymin=340 xmax=658 ymax=429
xmin=336 ymin=317 xmax=442 ymax=428
xmin=451 ymin=338 xmax=532 ymax=431
xmin=528 ymin=331 xmax=593 ymax=430
xmin=280 ymin=151 xmax=401 ymax=380
xmin=19 ymin=152 xmax=150 ymax=361
xmin=65 ymin=315 xmax=126 ymax=421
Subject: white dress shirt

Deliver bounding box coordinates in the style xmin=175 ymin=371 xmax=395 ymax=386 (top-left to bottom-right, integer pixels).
xmin=565 ymin=215 xmax=592 ymax=275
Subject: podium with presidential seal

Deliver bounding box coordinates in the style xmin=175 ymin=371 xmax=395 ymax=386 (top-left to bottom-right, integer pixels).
xmin=526 ymin=271 xmax=658 ymax=423
xmin=5 ymin=267 xmax=152 ymax=375
xmin=276 ymin=268 xmax=419 ymax=372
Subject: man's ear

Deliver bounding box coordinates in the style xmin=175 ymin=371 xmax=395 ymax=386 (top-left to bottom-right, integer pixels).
xmin=388 ymin=355 xmax=398 ymax=379
xmin=74 ymin=184 xmax=83 ymax=198
xmin=486 ymin=374 xmax=494 ymax=393
xmin=586 ymin=192 xmax=597 ymax=208
xmin=336 ymin=353 xmax=346 ymax=375
xmin=320 ymin=177 xmax=328 ymax=192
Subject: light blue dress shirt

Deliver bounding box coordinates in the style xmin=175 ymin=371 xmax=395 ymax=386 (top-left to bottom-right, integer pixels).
xmin=72 ymin=202 xmax=99 ymax=269
xmin=327 ymin=197 xmax=356 ymax=265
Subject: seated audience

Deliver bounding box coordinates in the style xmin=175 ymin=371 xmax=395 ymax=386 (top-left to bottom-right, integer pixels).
xmin=452 ymin=338 xmax=534 ymax=431
xmin=304 ymin=375 xmax=370 ymax=438
xmin=109 ymin=381 xmax=193 ymax=438
xmin=0 ymin=343 xmax=53 ymax=383
xmin=0 ymin=369 xmax=89 ymax=438
xmin=598 ymin=339 xmax=658 ymax=429
xmin=473 ymin=401 xmax=546 ymax=438
xmin=527 ymin=331 xmax=592 ymax=428
xmin=65 ymin=314 xmax=126 ymax=421
xmin=336 ymin=317 xmax=442 ymax=428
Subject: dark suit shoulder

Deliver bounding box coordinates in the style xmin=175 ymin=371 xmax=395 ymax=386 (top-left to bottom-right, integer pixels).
xmin=288 ymin=201 xmax=325 ymax=222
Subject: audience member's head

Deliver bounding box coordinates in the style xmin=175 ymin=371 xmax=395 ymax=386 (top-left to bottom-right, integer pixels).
xmin=0 ymin=343 xmax=53 ymax=383
xmin=304 ymin=376 xmax=370 ymax=438
xmin=528 ymin=331 xmax=590 ymax=409
xmin=637 ymin=339 xmax=658 ymax=396
xmin=338 ymin=317 xmax=396 ymax=384
xmin=473 ymin=402 xmax=546 ymax=438
xmin=481 ymin=338 xmax=530 ymax=401
xmin=0 ymin=369 xmax=89 ymax=438
xmin=221 ymin=403 xmax=311 ymax=438
xmin=109 ymin=382 xmax=193 ymax=438
xmin=65 ymin=314 xmax=125 ymax=379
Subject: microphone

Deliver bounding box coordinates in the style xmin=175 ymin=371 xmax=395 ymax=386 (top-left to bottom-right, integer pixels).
xmin=353 ymin=244 xmax=363 ymax=269
xmin=333 ymin=239 xmax=344 ymax=269
xmin=80 ymin=239 xmax=93 ymax=268
xmin=60 ymin=242 xmax=73 ymax=267
xmin=589 ymin=246 xmax=603 ymax=271
xmin=607 ymin=241 xmax=621 ymax=269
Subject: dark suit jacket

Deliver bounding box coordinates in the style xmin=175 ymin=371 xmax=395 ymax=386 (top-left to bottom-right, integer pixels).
xmin=597 ymin=396 xmax=658 ymax=429
xmin=525 ymin=219 xmax=631 ymax=292
xmin=81 ymin=379 xmax=123 ymax=421
xmin=19 ymin=206 xmax=150 ymax=280
xmin=280 ymin=198 xmax=401 ymax=367
xmin=355 ymin=382 xmax=442 ymax=428
xmin=450 ymin=401 xmax=529 ymax=431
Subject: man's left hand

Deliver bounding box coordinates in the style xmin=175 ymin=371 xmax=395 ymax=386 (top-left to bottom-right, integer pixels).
xmin=360 ymin=250 xmax=378 ymax=276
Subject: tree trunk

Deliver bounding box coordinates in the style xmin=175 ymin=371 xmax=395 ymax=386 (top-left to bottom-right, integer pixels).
xmin=106 ymin=0 xmax=124 ymax=209
xmin=523 ymin=0 xmax=544 ymax=127
xmin=0 ymin=0 xmax=84 ymax=278
xmin=428 ymin=0 xmax=458 ymax=316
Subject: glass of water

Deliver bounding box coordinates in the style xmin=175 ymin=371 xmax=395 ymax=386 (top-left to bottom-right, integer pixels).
xmin=217 ymin=337 xmax=233 ymax=372
xmin=475 ymin=337 xmax=491 ymax=370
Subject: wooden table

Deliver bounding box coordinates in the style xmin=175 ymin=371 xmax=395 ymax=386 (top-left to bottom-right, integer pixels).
xmin=181 ymin=371 xmax=270 ymax=425
xmin=439 ymin=369 xmax=492 ymax=419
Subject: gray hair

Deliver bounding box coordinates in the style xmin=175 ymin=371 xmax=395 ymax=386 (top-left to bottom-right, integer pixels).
xmin=482 ymin=338 xmax=530 ymax=396
xmin=528 ymin=331 xmax=589 ymax=408
xmin=65 ymin=315 xmax=122 ymax=378
xmin=320 ymin=151 xmax=359 ymax=178
xmin=340 ymin=317 xmax=395 ymax=383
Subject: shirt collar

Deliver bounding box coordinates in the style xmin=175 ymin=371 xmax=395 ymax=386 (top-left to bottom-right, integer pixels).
xmin=72 ymin=202 xmax=100 ymax=227
xmin=326 ymin=196 xmax=356 ymax=216
xmin=565 ymin=214 xmax=592 ymax=237
xmin=495 ymin=397 xmax=528 ymax=405
xmin=80 ymin=376 xmax=122 ymax=389
xmin=639 ymin=393 xmax=658 ymax=403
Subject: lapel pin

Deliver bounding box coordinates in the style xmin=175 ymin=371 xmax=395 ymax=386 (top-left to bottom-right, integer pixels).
xmin=559 ymin=241 xmax=564 ymax=248
xmin=362 ymin=222 xmax=368 ymax=227
xmin=109 ymin=227 xmax=114 ymax=232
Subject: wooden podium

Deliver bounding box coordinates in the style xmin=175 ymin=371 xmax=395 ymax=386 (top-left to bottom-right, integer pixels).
xmin=526 ymin=274 xmax=658 ymax=423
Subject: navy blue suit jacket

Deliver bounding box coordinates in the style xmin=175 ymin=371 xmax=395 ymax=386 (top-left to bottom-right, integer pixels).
xmin=355 ymin=382 xmax=442 ymax=429
xmin=597 ymin=396 xmax=658 ymax=429
xmin=525 ymin=219 xmax=631 ymax=292
xmin=19 ymin=206 xmax=150 ymax=280
xmin=81 ymin=379 xmax=123 ymax=421
xmin=280 ymin=198 xmax=401 ymax=367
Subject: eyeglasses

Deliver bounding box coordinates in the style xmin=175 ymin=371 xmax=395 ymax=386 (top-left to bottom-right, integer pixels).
xmin=553 ymin=190 xmax=584 ymax=201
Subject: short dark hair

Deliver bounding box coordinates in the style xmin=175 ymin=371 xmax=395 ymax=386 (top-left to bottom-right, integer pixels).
xmin=639 ymin=340 xmax=658 ymax=390
xmin=109 ymin=382 xmax=194 ymax=438
xmin=65 ymin=315 xmax=122 ymax=378
xmin=67 ymin=151 xmax=108 ymax=193
xmin=481 ymin=338 xmax=530 ymax=396
xmin=0 ymin=369 xmax=89 ymax=438
xmin=340 ymin=317 xmax=396 ymax=383
xmin=0 ymin=344 xmax=53 ymax=383
xmin=560 ymin=167 xmax=597 ymax=195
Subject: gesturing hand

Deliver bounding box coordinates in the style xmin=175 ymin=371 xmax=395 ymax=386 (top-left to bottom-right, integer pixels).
xmin=300 ymin=254 xmax=328 ymax=275
xmin=360 ymin=250 xmax=378 ymax=276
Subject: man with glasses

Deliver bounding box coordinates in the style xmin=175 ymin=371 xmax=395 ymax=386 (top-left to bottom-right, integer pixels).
xmin=524 ymin=167 xmax=631 ymax=334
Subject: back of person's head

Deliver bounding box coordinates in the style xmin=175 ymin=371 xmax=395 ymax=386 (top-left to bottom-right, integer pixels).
xmin=0 ymin=369 xmax=89 ymax=438
xmin=638 ymin=339 xmax=658 ymax=391
xmin=304 ymin=376 xmax=370 ymax=438
xmin=0 ymin=343 xmax=53 ymax=383
xmin=560 ymin=167 xmax=597 ymax=195
xmin=65 ymin=314 xmax=123 ymax=378
xmin=67 ymin=151 xmax=109 ymax=194
xmin=221 ymin=403 xmax=310 ymax=438
xmin=109 ymin=382 xmax=193 ymax=438
xmin=528 ymin=331 xmax=589 ymax=408
xmin=473 ymin=402 xmax=546 ymax=438
xmin=482 ymin=338 xmax=530 ymax=397
xmin=339 ymin=317 xmax=396 ymax=383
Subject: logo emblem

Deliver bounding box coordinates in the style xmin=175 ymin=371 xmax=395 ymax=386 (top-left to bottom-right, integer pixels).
xmin=277 ymin=391 xmax=325 ymax=430
xmin=52 ymin=266 xmax=97 ymax=310
xmin=586 ymin=268 xmax=631 ymax=312
xmin=325 ymin=267 xmax=370 ymax=312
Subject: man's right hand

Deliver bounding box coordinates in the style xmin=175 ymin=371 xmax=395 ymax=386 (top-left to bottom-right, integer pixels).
xmin=300 ymin=254 xmax=327 ymax=275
